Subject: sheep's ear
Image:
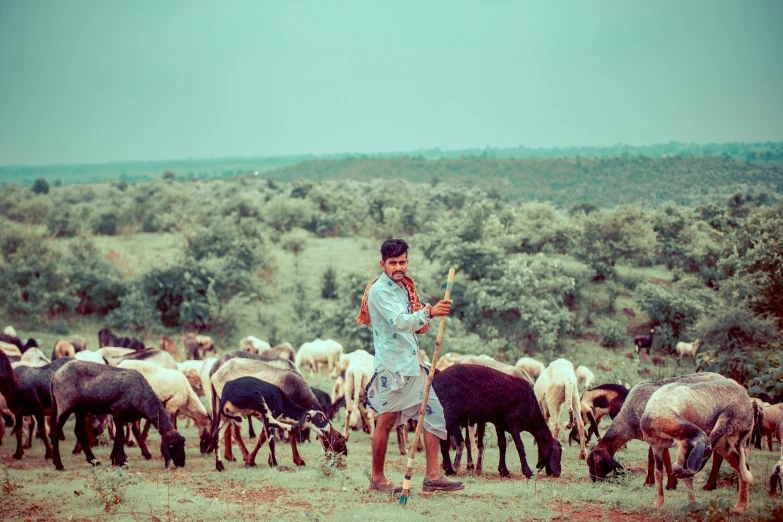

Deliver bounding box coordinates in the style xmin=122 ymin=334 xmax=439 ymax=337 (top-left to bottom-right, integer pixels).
xmin=687 ymin=440 xmax=708 ymax=473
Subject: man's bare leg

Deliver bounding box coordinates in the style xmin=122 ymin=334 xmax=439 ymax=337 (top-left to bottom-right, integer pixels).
xmin=371 ymin=412 xmax=397 ymax=484
xmin=424 ymin=429 xmax=442 ymax=480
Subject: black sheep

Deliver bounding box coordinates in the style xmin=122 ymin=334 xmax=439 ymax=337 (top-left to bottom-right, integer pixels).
xmin=218 ymin=376 xmax=332 ymax=469
xmin=50 ymin=360 xmax=186 ymax=470
xmin=433 ymin=364 xmax=562 ymax=478
xmin=295 ymin=387 xmax=334 ymax=443
xmin=98 ymin=327 xmax=145 ymax=350
xmin=0 ymin=332 xmax=38 ymax=353
xmin=0 ymin=351 xmax=73 ymax=460
xmin=568 ymin=383 xmax=629 ymax=445
xmin=634 ymin=328 xmax=655 ymax=355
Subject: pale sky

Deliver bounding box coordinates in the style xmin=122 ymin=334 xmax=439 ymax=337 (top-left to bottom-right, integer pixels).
xmin=1 ymin=0 xmax=782 ymax=165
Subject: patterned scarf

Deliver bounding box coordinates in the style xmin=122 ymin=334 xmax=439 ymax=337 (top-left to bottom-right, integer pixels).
xmin=357 ymin=274 xmax=429 ymax=334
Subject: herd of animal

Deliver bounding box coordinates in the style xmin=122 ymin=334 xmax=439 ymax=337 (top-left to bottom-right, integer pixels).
xmin=0 ymin=324 xmax=781 ymax=515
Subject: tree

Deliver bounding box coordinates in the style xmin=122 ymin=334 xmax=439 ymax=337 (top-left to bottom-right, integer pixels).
xmin=162 ymin=170 xmax=176 ymax=181
xmin=321 ymin=265 xmax=338 ymax=299
xmin=32 ymin=178 xmax=50 ymax=194
xmin=280 ymin=228 xmax=309 ymax=276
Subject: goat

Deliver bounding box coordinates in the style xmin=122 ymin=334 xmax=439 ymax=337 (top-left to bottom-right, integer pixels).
xmin=515 ymin=356 xmax=546 ymax=380
xmin=534 ymin=358 xmax=586 ymax=459
xmin=183 ymin=333 xmax=217 ymax=360
xmin=50 ymin=360 xmax=186 ymax=470
xmin=159 ymin=336 xmax=182 ymax=360
xmin=0 ymin=352 xmax=74 ymax=460
xmin=2 ymin=326 xmax=17 ymax=338
xmin=295 ymin=339 xmax=343 ymax=378
xmin=586 ymin=372 xmax=725 ymax=490
xmin=568 ymin=383 xmax=629 ymax=446
xmin=219 ymin=376 xmax=333 ymax=468
xmin=260 ymin=342 xmax=296 ymax=363
xmin=75 ymin=350 xmax=108 ymax=364
xmin=770 ymin=416 xmax=783 ymax=495
xmin=239 ymin=336 xmax=271 ymax=354
xmin=342 ymin=350 xmax=375 ymax=439
xmin=51 ymin=340 xmax=76 ymax=360
xmin=641 ymin=379 xmax=755 ymax=514
xmin=295 ymin=387 xmax=335 ymax=443
xmin=434 ymin=364 xmax=562 ymax=478
xmin=209 ymin=357 xmax=347 ymax=470
xmin=675 ymin=339 xmax=702 ymax=365
xmin=634 ymin=328 xmax=655 ymax=355
xmin=0 ymin=332 xmax=38 ymax=354
xmin=575 ymin=365 xmax=595 ymax=390
xmin=16 ymin=348 xmax=51 ymax=367
xmin=0 ymin=342 xmax=22 ymax=357
xmin=98 ymin=328 xmax=145 ymax=351
xmin=117 ymin=349 xmax=178 ymax=370
xmin=760 ymin=403 xmax=782 ymax=451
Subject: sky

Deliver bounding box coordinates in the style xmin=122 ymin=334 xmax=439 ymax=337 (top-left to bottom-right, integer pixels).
xmin=1 ymin=0 xmax=782 ymax=165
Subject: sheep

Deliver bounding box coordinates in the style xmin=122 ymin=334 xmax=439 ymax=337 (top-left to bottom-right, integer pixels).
xmin=0 ymin=342 xmax=22 ymax=357
xmin=17 ymin=348 xmax=51 ymax=367
xmin=641 ymin=379 xmax=755 ymax=513
xmin=0 ymin=351 xmax=74 ymax=460
xmin=575 ymin=365 xmax=595 ymax=391
xmin=434 ymin=364 xmax=562 ymax=478
xmin=760 ymin=402 xmax=782 ymax=451
xmin=515 ymin=356 xmax=546 ymax=380
xmin=51 ymin=340 xmax=76 ymax=360
xmin=634 ymin=328 xmax=655 ymax=355
xmin=586 ymin=372 xmax=725 ymax=489
xmin=117 ymin=359 xmax=211 ymax=453
xmin=770 ymin=418 xmax=783 ymax=495
xmin=435 ymin=352 xmax=493 ymax=371
xmin=239 ymin=336 xmax=271 ymax=354
xmin=95 ymin=346 xmax=137 ymax=365
xmin=117 ymin=349 xmax=178 ymax=370
xmin=757 ymin=392 xmax=774 ymax=404
xmin=568 ymin=384 xmax=629 ymax=446
xmin=218 ymin=376 xmax=335 ymax=468
xmin=50 ymin=360 xmax=186 ymax=470
xmin=75 ymin=350 xmax=108 ymax=364
xmin=534 ymin=358 xmax=586 ymax=459
xmin=295 ymin=338 xmax=343 ymax=378
xmin=209 ymin=357 xmax=347 ymax=470
xmin=260 ymin=342 xmax=296 ymax=363
xmin=3 ymin=326 xmax=17 ymax=337
xmin=675 ymin=339 xmax=703 ymax=365
xmin=341 ymin=350 xmax=375 ymax=439
xmin=159 ymin=336 xmax=182 ymax=360
xmin=0 ymin=333 xmax=38 ymax=354
xmin=183 ymin=333 xmax=217 ymax=360
xmin=98 ymin=327 xmax=145 ymax=351
xmin=458 ymin=356 xmax=533 ymax=384
xmin=294 ymin=387 xmax=336 ymax=443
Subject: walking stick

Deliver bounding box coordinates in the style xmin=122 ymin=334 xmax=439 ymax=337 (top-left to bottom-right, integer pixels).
xmin=399 ymin=267 xmax=455 ymax=505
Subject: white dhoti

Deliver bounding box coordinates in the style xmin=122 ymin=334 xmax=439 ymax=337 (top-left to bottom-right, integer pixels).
xmin=364 ymin=366 xmax=447 ymax=440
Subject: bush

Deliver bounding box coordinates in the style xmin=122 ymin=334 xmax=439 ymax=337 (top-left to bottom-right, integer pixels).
xmin=65 ymin=240 xmax=128 ymax=315
xmin=85 ymin=464 xmax=138 ymax=512
xmin=32 ymin=178 xmax=49 ymax=194
xmin=596 ymin=319 xmax=625 ymax=348
xmin=321 ymin=265 xmax=338 ymax=299
xmin=107 ymin=285 xmax=160 ymax=332
xmin=91 ymin=211 xmax=119 ymax=236
xmin=46 ymin=206 xmax=81 ymax=237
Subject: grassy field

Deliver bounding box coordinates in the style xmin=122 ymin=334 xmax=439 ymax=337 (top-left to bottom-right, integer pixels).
xmin=1 ymin=373 xmax=782 ymax=522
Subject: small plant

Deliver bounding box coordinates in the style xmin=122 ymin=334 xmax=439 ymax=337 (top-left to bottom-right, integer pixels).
xmin=1 ymin=467 xmax=23 ymax=494
xmin=677 ymin=498 xmax=731 ymax=522
xmin=85 ymin=464 xmax=138 ymax=511
xmin=316 ymin=451 xmax=346 ymax=478
xmin=596 ymin=319 xmax=626 ymax=348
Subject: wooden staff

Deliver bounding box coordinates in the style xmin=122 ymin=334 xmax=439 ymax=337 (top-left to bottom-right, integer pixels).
xmin=399 ymin=267 xmax=455 ymax=505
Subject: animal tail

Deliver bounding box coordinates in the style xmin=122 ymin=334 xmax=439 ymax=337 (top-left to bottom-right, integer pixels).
xmin=564 ymin=383 xmax=576 ymax=429
xmin=738 ymin=430 xmax=754 ymax=484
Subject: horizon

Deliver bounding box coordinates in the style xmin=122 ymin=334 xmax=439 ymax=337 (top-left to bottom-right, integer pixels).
xmin=2 ymin=1 xmax=782 ymax=165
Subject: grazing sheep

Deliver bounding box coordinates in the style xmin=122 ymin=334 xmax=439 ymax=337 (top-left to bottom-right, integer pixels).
xmin=16 ymin=348 xmax=51 ymax=367
xmin=183 ymin=333 xmax=217 ymax=360
xmin=568 ymin=383 xmax=629 ymax=446
xmin=219 ymin=377 xmax=334 ymax=468
xmin=159 ymin=336 xmax=182 ymax=360
xmin=341 ymin=350 xmax=375 ymax=439
xmin=209 ymin=357 xmax=347 ymax=470
xmin=95 ymin=347 xmax=137 ymax=365
xmin=51 ymin=340 xmax=76 ymax=360
xmin=98 ymin=328 xmax=145 ymax=351
xmin=534 ymin=358 xmax=586 ymax=459
xmin=74 ymin=350 xmax=108 ymax=364
xmin=50 ymin=360 xmax=186 ymax=470
xmin=761 ymin=403 xmax=782 ymax=451
xmin=260 ymin=342 xmax=296 ymax=362
xmin=295 ymin=339 xmax=343 ymax=378
xmin=0 ymin=342 xmax=22 ymax=357
xmin=770 ymin=419 xmax=783 ymax=495
xmin=675 ymin=339 xmax=702 ymax=365
xmin=239 ymin=336 xmax=271 ymax=355
xmin=117 ymin=349 xmax=178 ymax=370
xmin=117 ymin=359 xmax=211 ymax=453
xmin=3 ymin=326 xmax=17 ymax=338
xmin=434 ymin=364 xmax=562 ymax=478
xmin=634 ymin=328 xmax=655 ymax=355
xmin=66 ymin=336 xmax=87 ymax=352
xmin=0 ymin=352 xmax=74 ymax=460
xmin=458 ymin=356 xmax=533 ymax=384
xmin=586 ymin=372 xmax=725 ymax=489
xmin=515 ymin=356 xmax=546 ymax=380
xmin=575 ymin=365 xmax=595 ymax=391
xmin=641 ymin=379 xmax=755 ymax=513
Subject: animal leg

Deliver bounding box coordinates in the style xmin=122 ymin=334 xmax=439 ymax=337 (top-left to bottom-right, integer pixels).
xmin=289 ymin=431 xmax=305 ymax=466
xmin=247 ymin=426 xmax=267 ymax=467
xmin=130 ymin=422 xmax=152 ymax=460
xmin=682 ymin=477 xmax=696 ymax=504
xmin=223 ymin=422 xmax=236 ymax=462
xmin=703 ymin=452 xmax=723 ymax=490
xmin=664 ymin=447 xmax=678 ymax=490
xmin=465 ymin=423 xmax=475 ymax=472
xmin=24 ymin=416 xmax=34 ymax=448
xmin=74 ymin=412 xmax=97 ymax=464
xmin=507 ymin=422 xmax=533 ymax=479
xmin=476 ymin=422 xmax=485 ymax=475
xmin=496 ymin=423 xmax=510 ymax=477
xmin=452 ymin=424 xmax=466 ymax=473
xmin=111 ymin=415 xmax=127 ymax=466
xmin=13 ymin=413 xmax=24 ymax=459
xmin=232 ymin=421 xmax=252 ymax=463
xmin=651 ymin=448 xmax=666 ymax=510
xmin=215 ymin=420 xmax=231 ymax=472
xmin=440 ymin=434 xmax=455 ymax=475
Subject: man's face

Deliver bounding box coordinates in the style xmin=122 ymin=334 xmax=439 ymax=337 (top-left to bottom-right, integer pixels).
xmin=381 ymin=253 xmax=408 ymax=284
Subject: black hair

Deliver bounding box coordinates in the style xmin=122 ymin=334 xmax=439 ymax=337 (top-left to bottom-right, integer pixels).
xmin=380 ymin=239 xmax=408 ymax=261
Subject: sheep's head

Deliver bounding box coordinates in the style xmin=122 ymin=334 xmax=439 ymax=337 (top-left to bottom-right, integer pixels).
xmin=770 ymin=461 xmax=783 ymax=495
xmin=587 ymin=447 xmax=623 ymax=482
xmin=537 ymin=440 xmax=562 ymax=477
xmin=161 ymin=430 xmax=186 ymax=468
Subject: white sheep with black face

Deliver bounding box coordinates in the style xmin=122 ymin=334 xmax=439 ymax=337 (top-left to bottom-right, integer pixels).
xmin=641 ymin=379 xmax=755 ymax=514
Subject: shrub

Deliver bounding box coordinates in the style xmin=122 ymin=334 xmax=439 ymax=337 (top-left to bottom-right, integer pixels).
xmin=91 ymin=211 xmax=119 ymax=236
xmin=107 ymin=285 xmax=160 ymax=332
xmin=321 ymin=265 xmax=338 ymax=299
xmin=46 ymin=206 xmax=81 ymax=237
xmin=85 ymin=464 xmax=138 ymax=512
xmin=596 ymin=319 xmax=625 ymax=348
xmin=31 ymin=178 xmax=49 ymax=194
xmin=65 ymin=240 xmax=128 ymax=315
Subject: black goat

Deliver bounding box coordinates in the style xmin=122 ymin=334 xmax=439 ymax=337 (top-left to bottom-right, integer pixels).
xmin=50 ymin=361 xmax=186 ymax=470
xmin=98 ymin=327 xmax=145 ymax=350
xmin=568 ymin=383 xmax=629 ymax=445
xmin=295 ymin=387 xmax=334 ymax=443
xmin=433 ymin=364 xmax=562 ymax=478
xmin=634 ymin=328 xmax=655 ymax=355
xmin=0 ymin=351 xmax=73 ymax=460
xmin=0 ymin=332 xmax=38 ymax=353
xmin=218 ymin=376 xmax=331 ymax=469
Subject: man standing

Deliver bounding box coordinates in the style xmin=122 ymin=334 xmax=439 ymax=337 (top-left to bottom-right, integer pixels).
xmin=358 ymin=238 xmax=464 ymax=494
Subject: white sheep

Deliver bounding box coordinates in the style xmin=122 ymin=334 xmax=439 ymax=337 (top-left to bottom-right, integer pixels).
xmin=534 ymin=358 xmax=586 ymax=460
xmin=675 ymin=339 xmax=703 ymax=365
xmin=515 ymin=356 xmax=546 ymax=380
xmin=75 ymin=350 xmax=108 ymax=364
xmin=14 ymin=348 xmax=51 ymax=367
xmin=3 ymin=326 xmax=17 ymax=337
xmin=342 ymin=350 xmax=375 ymax=439
xmin=198 ymin=357 xmax=219 ymax=414
xmin=295 ymin=338 xmax=343 ymax=378
xmin=641 ymin=379 xmax=755 ymax=514
xmin=239 ymin=336 xmax=271 ymax=354
xmin=576 ymin=365 xmax=595 ymax=391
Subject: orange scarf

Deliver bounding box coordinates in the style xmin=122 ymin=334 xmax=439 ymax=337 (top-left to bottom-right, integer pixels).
xmin=357 ymin=275 xmax=429 ymax=334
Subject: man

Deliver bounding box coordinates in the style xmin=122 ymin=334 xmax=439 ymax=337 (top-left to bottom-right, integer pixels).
xmin=358 ymin=238 xmax=464 ymax=494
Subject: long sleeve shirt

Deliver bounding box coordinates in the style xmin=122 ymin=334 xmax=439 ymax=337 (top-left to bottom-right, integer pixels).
xmin=367 ymin=271 xmax=431 ymax=376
